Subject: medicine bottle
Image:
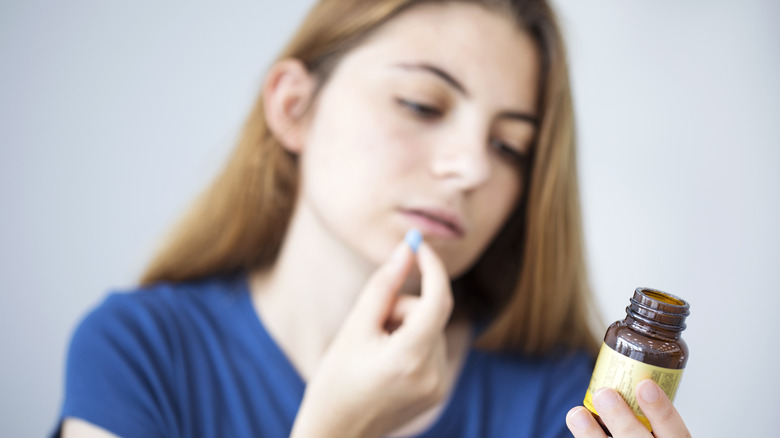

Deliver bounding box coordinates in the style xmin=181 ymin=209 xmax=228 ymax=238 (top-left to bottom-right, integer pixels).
xmin=583 ymin=287 xmax=690 ymax=434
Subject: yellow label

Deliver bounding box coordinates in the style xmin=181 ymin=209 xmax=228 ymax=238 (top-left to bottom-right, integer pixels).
xmin=583 ymin=342 xmax=684 ymax=431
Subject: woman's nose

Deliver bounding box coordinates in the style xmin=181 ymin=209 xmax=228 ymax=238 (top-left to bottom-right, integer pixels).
xmin=428 ymin=132 xmax=491 ymax=191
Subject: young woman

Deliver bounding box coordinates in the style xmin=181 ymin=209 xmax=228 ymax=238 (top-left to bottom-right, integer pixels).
xmin=55 ymin=1 xmax=693 ymax=437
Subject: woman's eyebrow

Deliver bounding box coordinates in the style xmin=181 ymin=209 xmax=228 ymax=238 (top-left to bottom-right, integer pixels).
xmin=393 ymin=62 xmax=539 ymax=127
xmin=393 ymin=62 xmax=469 ymax=97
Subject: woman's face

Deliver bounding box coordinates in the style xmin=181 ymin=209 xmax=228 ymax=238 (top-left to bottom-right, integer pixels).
xmin=297 ymin=2 xmax=540 ymax=277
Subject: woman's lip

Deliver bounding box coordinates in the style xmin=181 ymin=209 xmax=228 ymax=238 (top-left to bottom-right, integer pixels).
xmin=400 ymin=209 xmax=465 ymax=239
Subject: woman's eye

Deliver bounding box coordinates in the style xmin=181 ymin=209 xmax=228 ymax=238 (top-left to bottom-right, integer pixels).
xmin=490 ymin=138 xmax=527 ymax=165
xmin=396 ymin=98 xmax=442 ymax=119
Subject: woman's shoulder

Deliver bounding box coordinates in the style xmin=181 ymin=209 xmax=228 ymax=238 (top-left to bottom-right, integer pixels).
xmin=85 ymin=275 xmax=244 ymax=321
xmin=70 ymin=275 xmax=247 ymax=355
xmin=56 ymin=275 xmax=256 ymax=437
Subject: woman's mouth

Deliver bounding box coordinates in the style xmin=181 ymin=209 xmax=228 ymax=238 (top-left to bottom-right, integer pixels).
xmin=399 ymin=208 xmax=466 ymax=239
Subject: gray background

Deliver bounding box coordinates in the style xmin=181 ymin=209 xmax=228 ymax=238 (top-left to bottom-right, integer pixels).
xmin=2 ymin=0 xmax=778 ymax=436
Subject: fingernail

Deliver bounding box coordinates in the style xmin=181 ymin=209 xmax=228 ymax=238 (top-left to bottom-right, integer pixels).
xmin=569 ymin=408 xmax=592 ymax=431
xmin=638 ymin=380 xmax=659 ymax=403
xmin=404 ymin=229 xmax=423 ymax=253
xmin=594 ymin=388 xmax=618 ymax=412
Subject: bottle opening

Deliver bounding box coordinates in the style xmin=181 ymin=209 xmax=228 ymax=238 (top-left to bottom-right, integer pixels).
xmin=641 ymin=289 xmax=687 ymax=307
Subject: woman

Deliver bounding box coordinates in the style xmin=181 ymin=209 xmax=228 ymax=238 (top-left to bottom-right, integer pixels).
xmin=55 ymin=0 xmax=692 ymax=437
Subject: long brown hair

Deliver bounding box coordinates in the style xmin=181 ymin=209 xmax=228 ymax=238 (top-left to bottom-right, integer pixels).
xmin=141 ymin=0 xmax=602 ymax=356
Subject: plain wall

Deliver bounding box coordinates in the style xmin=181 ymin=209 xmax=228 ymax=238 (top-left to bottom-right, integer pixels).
xmin=1 ymin=1 xmax=777 ymax=436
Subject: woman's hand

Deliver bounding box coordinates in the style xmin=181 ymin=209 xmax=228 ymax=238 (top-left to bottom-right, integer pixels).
xmin=566 ymin=380 xmax=692 ymax=437
xmin=290 ymin=237 xmax=455 ymax=438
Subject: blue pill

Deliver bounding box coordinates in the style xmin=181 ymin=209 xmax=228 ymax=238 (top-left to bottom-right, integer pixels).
xmin=404 ymin=229 xmax=423 ymax=253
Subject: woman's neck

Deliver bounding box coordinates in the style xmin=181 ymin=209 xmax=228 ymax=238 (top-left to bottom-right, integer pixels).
xmin=248 ymin=203 xmax=376 ymax=380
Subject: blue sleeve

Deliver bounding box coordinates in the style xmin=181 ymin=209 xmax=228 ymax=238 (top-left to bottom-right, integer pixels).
xmin=538 ymin=351 xmax=594 ymax=438
xmin=54 ymin=292 xmax=178 ymax=438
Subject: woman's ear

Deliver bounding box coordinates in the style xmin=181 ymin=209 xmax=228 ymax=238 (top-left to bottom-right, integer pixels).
xmin=263 ymin=59 xmax=316 ymax=154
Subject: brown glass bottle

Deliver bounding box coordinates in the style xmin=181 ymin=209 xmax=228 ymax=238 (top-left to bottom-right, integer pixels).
xmin=583 ymin=287 xmax=690 ymax=435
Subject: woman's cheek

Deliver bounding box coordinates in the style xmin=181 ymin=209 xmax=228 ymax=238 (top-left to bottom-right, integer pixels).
xmin=354 ymin=118 xmax=428 ymax=176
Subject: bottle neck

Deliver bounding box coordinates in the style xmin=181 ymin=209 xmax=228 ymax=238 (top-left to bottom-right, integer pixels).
xmin=624 ymin=287 xmax=689 ymax=340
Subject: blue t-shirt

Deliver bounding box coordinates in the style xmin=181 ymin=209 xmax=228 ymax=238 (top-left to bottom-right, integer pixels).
xmin=52 ymin=276 xmax=593 ymax=438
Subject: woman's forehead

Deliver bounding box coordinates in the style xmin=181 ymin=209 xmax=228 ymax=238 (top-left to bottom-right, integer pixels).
xmin=333 ymin=2 xmax=540 ymax=110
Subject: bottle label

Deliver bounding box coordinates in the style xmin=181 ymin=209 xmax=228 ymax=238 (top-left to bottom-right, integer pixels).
xmin=583 ymin=342 xmax=684 ymax=431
